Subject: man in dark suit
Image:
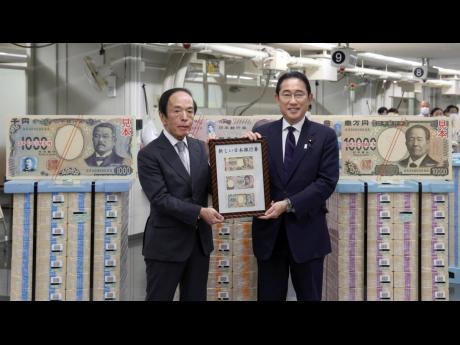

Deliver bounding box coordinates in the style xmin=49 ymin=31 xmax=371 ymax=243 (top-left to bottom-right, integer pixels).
xmin=398 ymin=125 xmax=439 ymax=168
xmin=245 ymin=71 xmax=339 ymax=301
xmin=138 ymin=88 xmax=224 ymax=301
xmin=85 ymin=122 xmax=125 ymax=167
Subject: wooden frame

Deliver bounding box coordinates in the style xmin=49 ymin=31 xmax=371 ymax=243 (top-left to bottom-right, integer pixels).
xmin=209 ymin=138 xmax=271 ymax=218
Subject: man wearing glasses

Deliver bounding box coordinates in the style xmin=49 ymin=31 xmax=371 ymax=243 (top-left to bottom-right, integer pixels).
xmin=138 ymin=88 xmax=224 ymax=301
xmin=244 ymin=71 xmax=339 ymax=301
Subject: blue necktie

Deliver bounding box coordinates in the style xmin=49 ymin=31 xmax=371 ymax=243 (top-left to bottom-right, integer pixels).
xmin=284 ymin=126 xmax=296 ymax=174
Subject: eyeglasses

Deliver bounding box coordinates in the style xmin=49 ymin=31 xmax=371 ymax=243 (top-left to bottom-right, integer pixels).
xmin=170 ymin=108 xmax=195 ymax=119
xmin=279 ymin=92 xmax=308 ymax=102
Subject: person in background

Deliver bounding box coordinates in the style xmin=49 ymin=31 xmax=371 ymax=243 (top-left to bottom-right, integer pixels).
xmin=445 ymin=105 xmax=459 ymax=116
xmin=446 ymin=105 xmax=460 ymax=152
xmin=419 ymin=100 xmax=430 ymax=116
xmin=430 ymin=107 xmax=444 ymax=117
xmin=377 ymin=106 xmax=388 ymax=115
xmin=387 ymin=107 xmax=399 ymax=115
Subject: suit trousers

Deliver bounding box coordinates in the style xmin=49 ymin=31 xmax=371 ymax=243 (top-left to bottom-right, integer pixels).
xmin=145 ymin=232 xmax=209 ymax=301
xmin=257 ymin=223 xmax=324 ymax=301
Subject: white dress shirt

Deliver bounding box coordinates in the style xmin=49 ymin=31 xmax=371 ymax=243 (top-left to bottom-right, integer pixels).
xmin=163 ymin=130 xmax=190 ymax=173
xmin=407 ymin=154 xmax=427 ymax=168
xmin=282 ymin=116 xmax=306 ymax=162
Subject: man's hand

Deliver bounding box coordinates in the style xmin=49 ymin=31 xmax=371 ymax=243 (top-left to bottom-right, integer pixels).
xmin=200 ymin=207 xmax=225 ymax=225
xmin=258 ymin=200 xmax=288 ymax=220
xmin=242 ymin=131 xmax=261 ymax=141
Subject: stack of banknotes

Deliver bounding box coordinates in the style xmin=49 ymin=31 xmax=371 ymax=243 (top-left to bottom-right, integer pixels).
xmin=421 ymin=193 xmax=449 ymax=301
xmin=10 ymin=193 xmax=35 ymax=301
xmin=325 ymin=192 xmax=365 ymax=301
xmin=208 ymin=220 xmax=257 ymax=301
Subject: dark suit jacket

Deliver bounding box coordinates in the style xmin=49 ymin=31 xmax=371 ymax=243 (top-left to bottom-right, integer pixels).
xmin=137 ymin=132 xmax=213 ymax=262
xmin=398 ymin=154 xmax=439 ymax=168
xmin=85 ymin=151 xmax=124 ymax=167
xmin=252 ymin=118 xmax=339 ymax=263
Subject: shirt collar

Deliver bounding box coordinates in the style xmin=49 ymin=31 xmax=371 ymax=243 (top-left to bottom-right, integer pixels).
xmin=282 ymin=116 xmax=305 ymax=133
xmin=408 ymin=154 xmax=427 ymax=167
xmin=163 ymin=129 xmax=188 ymax=148
xmin=95 ymin=151 xmax=112 ymax=158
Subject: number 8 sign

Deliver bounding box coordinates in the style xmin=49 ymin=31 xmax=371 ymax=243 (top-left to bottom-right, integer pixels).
xmin=413 ymin=66 xmax=426 ymax=79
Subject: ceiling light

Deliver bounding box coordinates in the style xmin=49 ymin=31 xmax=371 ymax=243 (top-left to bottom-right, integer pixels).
xmin=358 ymin=52 xmax=421 ymax=67
xmin=0 ymin=52 xmax=27 ymax=58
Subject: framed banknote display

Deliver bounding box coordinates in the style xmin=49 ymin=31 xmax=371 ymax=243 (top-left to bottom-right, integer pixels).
xmin=209 ymin=138 xmax=270 ymax=218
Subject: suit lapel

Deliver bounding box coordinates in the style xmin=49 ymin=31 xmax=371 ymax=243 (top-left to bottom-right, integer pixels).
xmin=286 ymin=119 xmax=315 ymax=183
xmin=158 ymin=133 xmax=191 ymax=183
xmin=188 ymin=138 xmax=200 ymax=193
xmin=269 ymin=119 xmax=285 ymax=183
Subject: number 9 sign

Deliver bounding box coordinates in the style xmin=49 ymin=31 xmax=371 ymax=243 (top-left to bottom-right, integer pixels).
xmin=332 ymin=51 xmax=346 ymax=64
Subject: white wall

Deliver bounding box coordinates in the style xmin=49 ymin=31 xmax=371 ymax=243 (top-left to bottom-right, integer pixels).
xmin=0 ymin=68 xmax=27 ymax=182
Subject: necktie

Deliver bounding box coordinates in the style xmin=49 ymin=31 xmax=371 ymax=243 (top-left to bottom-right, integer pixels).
xmin=284 ymin=126 xmax=296 ymax=173
xmin=409 ymin=163 xmax=417 ymax=168
xmin=95 ymin=156 xmax=105 ymax=166
xmin=176 ymin=141 xmax=190 ymax=174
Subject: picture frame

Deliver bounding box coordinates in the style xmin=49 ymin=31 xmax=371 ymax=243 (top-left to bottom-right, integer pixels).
xmin=208 ymin=138 xmax=271 ymax=218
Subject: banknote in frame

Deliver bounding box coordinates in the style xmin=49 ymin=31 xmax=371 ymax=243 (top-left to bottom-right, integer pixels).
xmin=208 ymin=138 xmax=270 ymax=218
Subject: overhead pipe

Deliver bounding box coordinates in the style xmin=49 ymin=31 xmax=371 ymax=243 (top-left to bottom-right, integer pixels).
xmin=356 ymin=52 xmax=421 ymax=69
xmin=270 ymin=43 xmax=336 ymax=51
xmin=170 ymin=43 xmax=270 ymax=61
xmin=344 ymin=67 xmax=403 ymax=79
xmin=434 ymin=66 xmax=460 ymax=76
xmin=288 ymin=56 xmax=323 ymax=68
xmin=151 ymin=43 xmax=455 ymax=89
xmin=162 ymin=52 xmax=184 ymax=92
xmin=423 ymin=79 xmax=453 ymax=87
xmin=141 ymin=43 xmax=460 ymax=81
xmin=174 ymin=52 xmax=193 ymax=88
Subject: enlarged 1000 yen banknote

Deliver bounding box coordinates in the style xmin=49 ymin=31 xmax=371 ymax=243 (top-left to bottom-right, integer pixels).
xmin=340 ymin=116 xmax=451 ymax=180
xmin=7 ymin=115 xmax=136 ymax=179
xmin=228 ymin=193 xmax=255 ymax=208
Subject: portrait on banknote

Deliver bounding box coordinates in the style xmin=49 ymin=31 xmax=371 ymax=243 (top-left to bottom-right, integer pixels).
xmin=338 ymin=116 xmax=452 ymax=180
xmin=6 ymin=115 xmax=136 ymax=179
xmin=208 ymin=138 xmax=270 ymax=218
xmin=21 ymin=156 xmax=37 ymax=172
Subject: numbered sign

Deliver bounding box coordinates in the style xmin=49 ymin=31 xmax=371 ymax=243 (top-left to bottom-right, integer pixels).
xmin=331 ymin=47 xmax=357 ymax=68
xmin=413 ymin=66 xmax=427 ymax=79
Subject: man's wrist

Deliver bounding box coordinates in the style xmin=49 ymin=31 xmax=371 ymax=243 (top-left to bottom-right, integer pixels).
xmin=284 ymin=198 xmax=293 ymax=212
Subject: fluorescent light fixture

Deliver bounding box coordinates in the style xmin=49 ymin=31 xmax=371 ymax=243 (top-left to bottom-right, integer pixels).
xmin=424 ymin=79 xmax=452 ymax=86
xmin=239 ymin=76 xmax=253 ymax=80
xmin=433 ymin=66 xmax=460 ymax=75
xmin=299 ymin=43 xmax=336 ymax=50
xmin=358 ymin=52 xmax=421 ymax=67
xmin=0 ymin=52 xmax=27 ymax=58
